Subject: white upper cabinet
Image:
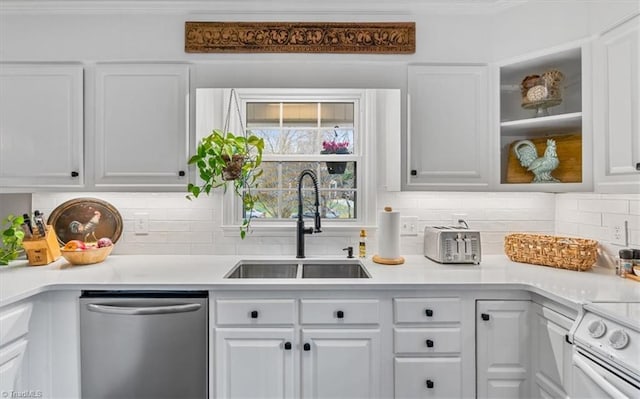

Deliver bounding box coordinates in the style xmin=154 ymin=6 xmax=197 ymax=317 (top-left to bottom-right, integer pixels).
xmin=495 ymin=43 xmax=593 ymax=192
xmin=0 ymin=64 xmax=83 ymax=190
xmin=94 ymin=63 xmax=189 ymax=188
xmin=593 ymin=14 xmax=640 ymax=193
xmin=407 ymin=65 xmax=490 ymax=190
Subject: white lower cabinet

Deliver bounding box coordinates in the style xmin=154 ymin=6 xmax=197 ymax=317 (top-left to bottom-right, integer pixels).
xmin=213 ymin=296 xmax=381 ymax=399
xmin=393 ymin=297 xmax=466 ymax=399
xmin=301 ymin=329 xmax=380 ymax=399
xmin=215 ymin=328 xmax=295 ymax=399
xmin=0 ymin=339 xmax=28 ymax=392
xmin=394 ymin=357 xmax=462 ymax=398
xmin=0 ymin=302 xmax=33 ymax=392
xmin=476 ymin=300 xmax=531 ymax=399
xmin=531 ymin=304 xmax=573 ymax=399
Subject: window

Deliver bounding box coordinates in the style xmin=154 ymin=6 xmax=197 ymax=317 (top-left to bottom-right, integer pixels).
xmin=193 ymin=88 xmax=400 ymax=235
xmin=245 ymin=100 xmax=359 ymax=221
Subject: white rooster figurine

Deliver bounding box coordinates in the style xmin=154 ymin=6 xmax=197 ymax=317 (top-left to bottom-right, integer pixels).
xmin=513 ymin=139 xmax=560 ymax=183
xmin=69 ymin=210 xmax=102 ymax=242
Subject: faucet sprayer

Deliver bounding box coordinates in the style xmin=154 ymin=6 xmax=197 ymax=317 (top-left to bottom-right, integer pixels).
xmin=296 ymin=169 xmax=322 ymax=258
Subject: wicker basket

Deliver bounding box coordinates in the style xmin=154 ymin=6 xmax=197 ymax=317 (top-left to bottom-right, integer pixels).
xmin=504 ymin=233 xmax=598 ymax=271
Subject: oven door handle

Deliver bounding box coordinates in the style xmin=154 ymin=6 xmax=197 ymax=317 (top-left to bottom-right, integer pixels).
xmin=572 ymin=354 xmax=628 ymax=399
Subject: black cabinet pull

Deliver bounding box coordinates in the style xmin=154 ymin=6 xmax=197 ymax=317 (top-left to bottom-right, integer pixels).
xmin=284 ymin=342 xmax=292 ymax=350
xmin=178 ymin=170 xmax=186 ymax=177
xmin=336 ymin=310 xmax=344 ymax=319
xmin=565 ymin=334 xmax=571 ymax=344
xmin=425 ymin=309 xmax=433 ymax=317
xmin=250 ymin=310 xmax=258 ymax=319
xmin=426 ymin=339 xmax=434 ymax=348
xmin=481 ymin=313 xmax=490 ymax=321
xmin=303 ymin=343 xmax=311 ymax=351
xmin=636 ymin=162 xmax=640 ymax=171
xmin=411 ymin=170 xmax=417 ymax=176
xmin=71 ymin=171 xmax=79 ymax=177
xmin=426 ymin=380 xmax=434 ymax=389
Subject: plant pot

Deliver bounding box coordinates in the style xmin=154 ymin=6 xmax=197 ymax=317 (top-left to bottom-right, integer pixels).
xmin=326 ymin=161 xmax=347 ymax=175
xmin=222 ymin=155 xmax=244 ymax=181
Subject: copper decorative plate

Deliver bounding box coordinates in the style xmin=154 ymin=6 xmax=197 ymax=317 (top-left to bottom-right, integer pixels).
xmin=48 ymin=198 xmax=123 ymax=245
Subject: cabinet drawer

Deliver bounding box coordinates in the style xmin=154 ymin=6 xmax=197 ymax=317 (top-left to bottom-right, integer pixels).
xmin=394 ymin=328 xmax=461 ymax=354
xmin=300 ymin=299 xmax=379 ymax=325
xmin=0 ymin=303 xmax=32 ymax=346
xmin=216 ymin=299 xmax=296 ymax=325
xmin=394 ymin=298 xmax=460 ymax=324
xmin=394 ymin=357 xmax=461 ymax=399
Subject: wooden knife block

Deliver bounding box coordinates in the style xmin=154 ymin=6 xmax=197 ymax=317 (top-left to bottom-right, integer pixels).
xmin=22 ymin=225 xmax=61 ymax=266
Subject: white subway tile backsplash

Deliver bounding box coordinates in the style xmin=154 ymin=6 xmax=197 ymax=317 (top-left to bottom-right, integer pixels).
xmin=578 ymin=199 xmax=629 ymax=214
xmin=31 ymin=191 xmax=638 ymax=259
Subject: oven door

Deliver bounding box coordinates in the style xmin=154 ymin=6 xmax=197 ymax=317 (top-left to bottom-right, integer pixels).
xmin=572 ymin=350 xmax=640 ymax=398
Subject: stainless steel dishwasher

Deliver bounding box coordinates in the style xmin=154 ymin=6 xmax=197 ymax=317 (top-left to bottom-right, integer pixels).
xmin=79 ymin=291 xmax=208 ymax=399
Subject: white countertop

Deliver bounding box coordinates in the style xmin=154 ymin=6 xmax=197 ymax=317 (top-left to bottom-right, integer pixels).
xmin=1 ymin=254 xmax=639 ymax=309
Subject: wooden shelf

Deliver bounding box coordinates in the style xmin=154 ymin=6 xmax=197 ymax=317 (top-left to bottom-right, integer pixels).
xmin=500 ymin=112 xmax=582 ymax=136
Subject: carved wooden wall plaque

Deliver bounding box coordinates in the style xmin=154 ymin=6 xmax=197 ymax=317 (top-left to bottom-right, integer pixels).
xmin=185 ymin=22 xmax=415 ymax=54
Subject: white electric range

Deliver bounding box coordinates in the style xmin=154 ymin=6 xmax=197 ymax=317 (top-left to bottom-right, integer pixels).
xmin=570 ymin=301 xmax=640 ymax=398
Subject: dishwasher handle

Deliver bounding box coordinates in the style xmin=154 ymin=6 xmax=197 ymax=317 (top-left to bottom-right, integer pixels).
xmin=87 ymin=302 xmax=202 ymax=315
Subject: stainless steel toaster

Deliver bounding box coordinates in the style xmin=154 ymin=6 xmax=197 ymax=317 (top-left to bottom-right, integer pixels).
xmin=423 ymin=226 xmax=481 ymax=264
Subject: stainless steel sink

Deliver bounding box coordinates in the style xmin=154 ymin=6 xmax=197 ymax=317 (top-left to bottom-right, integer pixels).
xmin=301 ymin=262 xmax=370 ymax=279
xmin=224 ymin=259 xmax=370 ymax=279
xmin=225 ymin=262 xmax=298 ymax=279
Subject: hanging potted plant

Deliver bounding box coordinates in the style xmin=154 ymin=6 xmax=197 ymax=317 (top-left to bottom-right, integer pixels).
xmin=187 ymin=130 xmax=264 ymax=238
xmin=321 ymin=135 xmax=350 ymax=175
xmin=186 ymin=89 xmax=265 ymax=239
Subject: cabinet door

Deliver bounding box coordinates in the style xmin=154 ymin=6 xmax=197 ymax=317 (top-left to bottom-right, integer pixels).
xmin=394 ymin=357 xmax=461 ymax=399
xmin=0 ymin=64 xmax=83 ymax=189
xmin=593 ymin=15 xmax=640 ymax=193
xmin=94 ymin=63 xmax=189 ymax=188
xmin=407 ymin=65 xmax=489 ymax=190
xmin=477 ymin=300 xmax=531 ymax=399
xmin=0 ymin=339 xmax=28 ymax=392
xmin=531 ymin=304 xmax=573 ymax=399
xmin=215 ymin=328 xmax=295 ymax=399
xmin=301 ymin=329 xmax=380 ymax=399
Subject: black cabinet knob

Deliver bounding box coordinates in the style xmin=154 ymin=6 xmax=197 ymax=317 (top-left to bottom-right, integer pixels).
xmin=425 ymin=309 xmax=433 ymax=317
xmin=411 ymin=170 xmax=417 ymax=176
xmin=303 ymin=343 xmax=311 ymax=351
xmin=284 ymin=342 xmax=292 ymax=350
xmin=250 ymin=310 xmax=258 ymax=319
xmin=426 ymin=339 xmax=434 ymax=348
xmin=481 ymin=313 xmax=490 ymax=321
xmin=178 ymin=170 xmax=186 ymax=177
xmin=336 ymin=310 xmax=344 ymax=319
xmin=71 ymin=171 xmax=79 ymax=177
xmin=426 ymin=380 xmax=434 ymax=389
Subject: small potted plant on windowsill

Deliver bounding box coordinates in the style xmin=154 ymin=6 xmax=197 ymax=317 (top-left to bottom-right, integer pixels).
xmin=321 ymin=138 xmax=350 ymax=174
xmin=186 ymin=129 xmax=264 ymax=239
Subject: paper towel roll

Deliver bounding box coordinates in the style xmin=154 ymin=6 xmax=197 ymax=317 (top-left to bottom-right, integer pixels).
xmin=377 ymin=207 xmax=401 ymax=260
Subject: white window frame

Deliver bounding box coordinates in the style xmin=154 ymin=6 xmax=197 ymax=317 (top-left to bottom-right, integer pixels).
xmin=220 ymin=88 xmax=378 ymax=236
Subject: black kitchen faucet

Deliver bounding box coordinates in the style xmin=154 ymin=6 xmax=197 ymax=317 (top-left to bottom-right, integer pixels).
xmin=296 ymin=169 xmax=322 ymax=258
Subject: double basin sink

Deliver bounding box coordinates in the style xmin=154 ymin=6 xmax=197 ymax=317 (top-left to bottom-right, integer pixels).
xmin=225 ymin=259 xmax=370 ymax=279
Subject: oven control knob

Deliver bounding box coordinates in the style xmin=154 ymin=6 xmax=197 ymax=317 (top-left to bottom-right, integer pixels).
xmin=608 ymin=330 xmax=629 ymax=350
xmin=587 ymin=320 xmax=607 ymax=338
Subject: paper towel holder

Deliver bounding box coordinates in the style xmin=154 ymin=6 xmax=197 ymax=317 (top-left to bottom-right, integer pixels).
xmin=373 ymin=206 xmax=405 ymax=265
